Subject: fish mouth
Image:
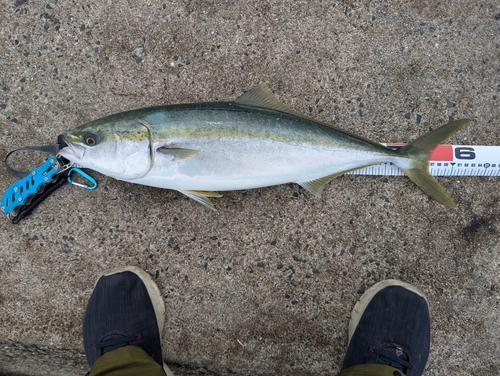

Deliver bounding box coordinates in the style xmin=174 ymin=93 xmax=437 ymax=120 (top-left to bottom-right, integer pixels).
xmin=58 ymin=141 xmax=85 ymax=161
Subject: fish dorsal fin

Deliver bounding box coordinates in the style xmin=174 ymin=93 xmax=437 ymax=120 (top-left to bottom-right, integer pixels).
xmin=234 ymin=84 xmax=303 ymax=116
xmin=180 ymin=190 xmax=222 ymax=210
xmin=157 ymin=147 xmax=200 ymax=161
xmin=236 ymin=85 xmax=388 ymax=149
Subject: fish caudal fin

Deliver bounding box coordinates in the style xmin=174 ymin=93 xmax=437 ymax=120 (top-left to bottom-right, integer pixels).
xmin=399 ymin=119 xmax=471 ymax=209
xmin=403 ymin=169 xmax=458 ymax=209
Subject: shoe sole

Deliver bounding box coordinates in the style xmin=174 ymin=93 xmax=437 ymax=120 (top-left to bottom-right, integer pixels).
xmin=100 ymin=266 xmax=174 ymax=376
xmin=348 ymin=279 xmax=429 ymax=346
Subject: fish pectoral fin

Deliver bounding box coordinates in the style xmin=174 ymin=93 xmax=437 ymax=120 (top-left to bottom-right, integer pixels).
xmin=234 ymin=84 xmax=304 ymax=117
xmin=157 ymin=147 xmax=200 ymax=161
xmin=180 ymin=190 xmax=222 ymax=211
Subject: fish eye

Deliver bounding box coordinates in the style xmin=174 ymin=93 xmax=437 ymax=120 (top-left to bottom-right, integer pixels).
xmin=83 ymin=132 xmax=100 ymax=146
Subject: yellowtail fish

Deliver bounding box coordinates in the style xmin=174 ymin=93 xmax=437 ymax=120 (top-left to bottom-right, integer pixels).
xmin=59 ymin=85 xmax=469 ymax=209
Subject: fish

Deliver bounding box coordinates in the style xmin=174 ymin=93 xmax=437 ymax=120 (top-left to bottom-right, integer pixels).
xmin=58 ymin=84 xmax=470 ymax=210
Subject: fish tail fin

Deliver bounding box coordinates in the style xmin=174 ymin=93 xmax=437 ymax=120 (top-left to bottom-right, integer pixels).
xmin=398 ymin=119 xmax=471 ymax=209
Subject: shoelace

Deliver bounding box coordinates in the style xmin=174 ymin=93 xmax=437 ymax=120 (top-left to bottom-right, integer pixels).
xmin=370 ymin=344 xmax=414 ymax=373
xmin=95 ymin=333 xmax=141 ymax=353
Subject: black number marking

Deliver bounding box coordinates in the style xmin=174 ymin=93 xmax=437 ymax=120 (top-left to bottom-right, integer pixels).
xmin=455 ymin=147 xmax=476 ymax=160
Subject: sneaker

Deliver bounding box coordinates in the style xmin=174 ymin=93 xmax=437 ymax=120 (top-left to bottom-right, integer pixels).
xmin=83 ymin=266 xmax=172 ymax=375
xmin=341 ymin=280 xmax=430 ymax=376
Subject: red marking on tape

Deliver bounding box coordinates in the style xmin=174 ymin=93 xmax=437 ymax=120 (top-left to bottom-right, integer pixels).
xmin=430 ymin=145 xmax=453 ymax=161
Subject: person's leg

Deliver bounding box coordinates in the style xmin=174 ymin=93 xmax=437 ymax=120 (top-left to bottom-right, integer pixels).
xmin=337 ymin=280 xmax=430 ymax=376
xmin=83 ymin=266 xmax=174 ymax=376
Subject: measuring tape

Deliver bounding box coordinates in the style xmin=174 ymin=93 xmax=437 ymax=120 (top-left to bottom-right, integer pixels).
xmin=348 ymin=145 xmax=500 ymax=176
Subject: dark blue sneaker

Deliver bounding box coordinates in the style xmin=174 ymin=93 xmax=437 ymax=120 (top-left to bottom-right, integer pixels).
xmin=341 ymin=280 xmax=430 ymax=376
xmin=83 ymin=266 xmax=173 ymax=375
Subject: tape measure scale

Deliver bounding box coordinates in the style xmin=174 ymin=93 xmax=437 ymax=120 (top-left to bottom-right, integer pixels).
xmin=348 ymin=145 xmax=500 ymax=176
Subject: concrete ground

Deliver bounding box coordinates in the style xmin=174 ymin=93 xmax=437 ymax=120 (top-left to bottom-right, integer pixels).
xmin=1 ymin=1 xmax=499 ymax=375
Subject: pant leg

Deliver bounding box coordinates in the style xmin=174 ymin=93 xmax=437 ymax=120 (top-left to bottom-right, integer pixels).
xmin=89 ymin=346 xmax=166 ymax=376
xmin=336 ymin=364 xmax=406 ymax=376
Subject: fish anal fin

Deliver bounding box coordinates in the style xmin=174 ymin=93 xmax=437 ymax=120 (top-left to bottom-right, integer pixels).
xmin=298 ymin=164 xmax=380 ymax=197
xmin=157 ymin=147 xmax=200 ymax=161
xmin=402 ymin=168 xmax=458 ymax=209
xmin=235 ymin=84 xmax=303 ymax=117
xmin=298 ymin=174 xmax=340 ymax=198
xmin=181 ymin=190 xmax=222 ymax=210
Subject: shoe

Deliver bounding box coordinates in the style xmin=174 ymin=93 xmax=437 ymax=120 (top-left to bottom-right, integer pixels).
xmin=341 ymin=280 xmax=430 ymax=376
xmin=83 ymin=266 xmax=171 ymax=374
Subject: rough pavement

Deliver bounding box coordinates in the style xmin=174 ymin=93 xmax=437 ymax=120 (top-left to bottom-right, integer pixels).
xmin=1 ymin=1 xmax=499 ymax=375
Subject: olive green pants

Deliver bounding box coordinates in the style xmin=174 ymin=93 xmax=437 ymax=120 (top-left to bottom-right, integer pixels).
xmin=89 ymin=346 xmax=405 ymax=376
xmin=89 ymin=346 xmax=165 ymax=376
xmin=336 ymin=364 xmax=406 ymax=376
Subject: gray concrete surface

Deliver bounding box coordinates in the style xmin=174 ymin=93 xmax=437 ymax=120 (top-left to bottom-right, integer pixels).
xmin=1 ymin=1 xmax=499 ymax=375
